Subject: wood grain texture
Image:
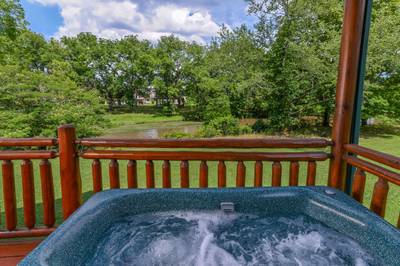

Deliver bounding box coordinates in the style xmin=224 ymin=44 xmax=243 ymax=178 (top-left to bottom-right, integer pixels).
xmin=58 ymin=125 xmax=81 ymax=219
xmin=236 ymin=161 xmax=246 ymax=187
xmin=199 ymin=161 xmax=208 ymax=188
xmin=344 ymin=144 xmax=400 ymax=170
xmin=306 ymin=161 xmax=316 ymax=186
xmin=79 ymin=138 xmax=331 ymax=148
xmin=0 ymin=239 xmax=42 ymax=266
xmin=92 ymin=159 xmax=102 ymax=193
xmin=344 ymin=155 xmax=400 ymax=185
xmin=109 ymin=159 xmax=120 ymax=189
xmin=330 ymin=0 xmax=367 ymax=189
xmin=0 ymin=151 xmax=56 ymax=160
xmin=352 ymin=168 xmax=366 ymax=203
xmin=0 ymin=138 xmax=56 ymax=147
xmin=21 ymin=160 xmax=35 ymax=229
xmin=254 ymin=161 xmax=263 ymax=187
xmin=127 ymin=160 xmax=137 ymax=189
xmin=370 ymin=178 xmax=389 ymax=217
xmin=39 ymin=159 xmax=55 ymax=228
xmin=2 ymin=160 xmax=17 ymax=231
xmin=289 ymin=162 xmax=299 ymax=186
xmin=81 ymin=150 xmax=329 ymax=162
xmin=162 ymin=160 xmax=171 ymax=188
xmin=180 ymin=161 xmax=189 ymax=188
xmin=272 ymin=162 xmax=282 ymax=187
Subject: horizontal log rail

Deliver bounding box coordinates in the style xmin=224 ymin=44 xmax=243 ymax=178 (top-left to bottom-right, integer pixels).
xmin=344 ymin=155 xmax=400 ymax=186
xmin=344 ymin=144 xmax=400 ymax=170
xmin=78 ymin=138 xmax=332 ymax=148
xmin=0 ymin=150 xmax=57 ymax=160
xmin=0 ymin=138 xmax=57 ymax=147
xmin=343 ymin=144 xmax=400 ymax=226
xmin=80 ymin=150 xmax=330 ymax=161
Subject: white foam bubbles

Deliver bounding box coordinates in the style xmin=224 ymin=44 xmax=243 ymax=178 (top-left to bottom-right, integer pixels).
xmin=86 ymin=211 xmax=377 ymax=266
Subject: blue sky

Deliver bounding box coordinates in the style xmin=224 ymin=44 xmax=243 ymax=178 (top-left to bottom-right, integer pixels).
xmin=21 ymin=0 xmax=256 ymax=43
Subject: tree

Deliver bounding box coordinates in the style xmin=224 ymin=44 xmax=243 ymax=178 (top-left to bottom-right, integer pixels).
xmin=0 ymin=0 xmax=26 ymax=40
xmin=116 ymin=36 xmax=155 ymax=108
xmin=185 ymin=25 xmax=267 ymax=121
xmin=153 ymin=36 xmax=202 ymax=113
xmin=248 ymin=0 xmax=342 ymax=130
xmin=0 ymin=65 xmax=108 ymax=137
xmin=363 ymin=0 xmax=400 ymax=120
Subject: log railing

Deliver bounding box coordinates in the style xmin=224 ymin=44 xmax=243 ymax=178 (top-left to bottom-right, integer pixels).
xmin=0 ymin=138 xmax=58 ymax=239
xmin=79 ymin=138 xmax=331 ymax=191
xmin=1 ymin=125 xmax=400 ymax=240
xmin=343 ymin=144 xmax=400 ymax=228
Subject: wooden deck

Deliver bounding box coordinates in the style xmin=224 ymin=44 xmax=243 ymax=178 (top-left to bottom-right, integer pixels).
xmin=0 ymin=239 xmax=42 ymax=266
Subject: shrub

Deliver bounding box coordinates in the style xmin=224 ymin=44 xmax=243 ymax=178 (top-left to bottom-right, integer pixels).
xmin=252 ymin=119 xmax=269 ymax=133
xmin=239 ymin=125 xmax=253 ymax=135
xmin=197 ymin=115 xmax=253 ymax=137
xmin=162 ymin=132 xmax=192 ymax=139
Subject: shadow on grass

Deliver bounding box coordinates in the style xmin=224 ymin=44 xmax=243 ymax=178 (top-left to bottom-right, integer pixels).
xmin=360 ymin=124 xmax=400 ymax=139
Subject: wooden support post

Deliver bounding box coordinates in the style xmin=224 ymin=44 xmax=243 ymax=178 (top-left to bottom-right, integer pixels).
xmin=58 ymin=125 xmax=82 ymax=219
xmin=329 ymin=0 xmax=367 ymax=190
xmin=21 ymin=159 xmax=35 ymax=229
xmin=2 ymin=160 xmax=17 ymax=231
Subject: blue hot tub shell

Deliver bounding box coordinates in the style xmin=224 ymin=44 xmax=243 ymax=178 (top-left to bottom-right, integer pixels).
xmin=21 ymin=187 xmax=400 ymax=265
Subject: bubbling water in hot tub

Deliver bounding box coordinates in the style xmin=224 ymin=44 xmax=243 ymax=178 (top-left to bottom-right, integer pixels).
xmin=87 ymin=211 xmax=377 ymax=266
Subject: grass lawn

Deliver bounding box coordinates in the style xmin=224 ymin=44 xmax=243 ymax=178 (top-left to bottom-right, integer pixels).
xmin=0 ymin=113 xmax=399 ymax=229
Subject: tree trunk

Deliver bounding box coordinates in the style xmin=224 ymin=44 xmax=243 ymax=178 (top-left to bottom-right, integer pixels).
xmin=107 ymin=98 xmax=114 ymax=112
xmin=322 ymin=108 xmax=330 ymax=127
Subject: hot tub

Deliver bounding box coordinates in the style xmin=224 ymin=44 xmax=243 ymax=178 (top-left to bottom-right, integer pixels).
xmin=21 ymin=187 xmax=400 ymax=265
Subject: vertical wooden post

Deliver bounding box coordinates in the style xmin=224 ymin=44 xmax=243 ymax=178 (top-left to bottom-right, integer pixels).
xmin=2 ymin=160 xmax=17 ymax=231
xmin=39 ymin=159 xmax=56 ymax=227
xmin=218 ymin=161 xmax=226 ymax=188
xmin=329 ymin=0 xmax=367 ymax=190
xmin=127 ymin=160 xmax=137 ymax=189
xmin=254 ymin=161 xmax=263 ymax=187
xmin=236 ymin=161 xmax=246 ymax=187
xmin=180 ymin=161 xmax=189 ymax=188
xmin=162 ymin=160 xmax=171 ymax=188
xmin=109 ymin=159 xmax=120 ymax=189
xmin=272 ymin=162 xmax=282 ymax=187
xmin=21 ymin=159 xmax=35 ymax=229
xmin=92 ymin=159 xmax=103 ymax=192
xmin=352 ymin=168 xmax=366 ymax=203
xmin=58 ymin=125 xmax=82 ymax=220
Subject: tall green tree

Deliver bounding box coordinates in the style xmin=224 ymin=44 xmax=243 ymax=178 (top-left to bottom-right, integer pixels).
xmin=117 ymin=36 xmax=155 ymax=108
xmin=153 ymin=36 xmax=203 ymax=113
xmin=364 ymin=0 xmax=400 ymax=120
xmin=248 ymin=0 xmax=342 ymax=130
xmin=0 ymin=65 xmax=108 ymax=137
xmin=0 ymin=0 xmax=26 ymax=40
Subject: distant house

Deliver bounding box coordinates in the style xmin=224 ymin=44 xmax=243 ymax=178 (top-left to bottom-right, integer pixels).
xmin=136 ymin=88 xmax=156 ymax=105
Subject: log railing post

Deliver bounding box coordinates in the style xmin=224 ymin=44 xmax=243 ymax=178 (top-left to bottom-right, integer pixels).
xmin=329 ymin=0 xmax=368 ymax=190
xmin=58 ymin=125 xmax=82 ymax=219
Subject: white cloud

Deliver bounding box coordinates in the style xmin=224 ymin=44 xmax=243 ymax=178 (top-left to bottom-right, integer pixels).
xmin=29 ymin=0 xmax=222 ymax=43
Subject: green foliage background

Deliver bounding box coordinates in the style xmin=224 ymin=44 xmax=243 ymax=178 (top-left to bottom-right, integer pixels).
xmin=0 ymin=0 xmax=399 ymax=136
